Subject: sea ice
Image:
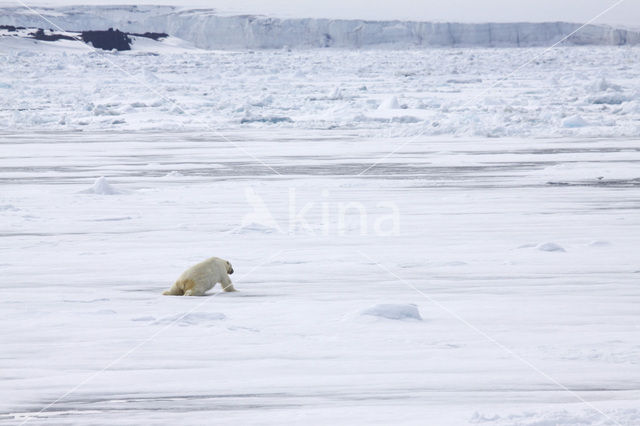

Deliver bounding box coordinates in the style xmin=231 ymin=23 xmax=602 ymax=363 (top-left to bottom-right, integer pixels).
xmin=378 ymin=96 xmax=401 ymax=110
xmin=536 ymin=242 xmax=566 ymax=252
xmin=154 ymin=312 xmax=226 ymax=326
xmin=561 ymin=115 xmax=589 ymax=128
xmin=361 ymin=304 xmax=423 ymax=320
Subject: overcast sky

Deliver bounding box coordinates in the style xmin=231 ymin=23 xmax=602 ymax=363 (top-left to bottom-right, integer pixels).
xmin=8 ymin=0 xmax=640 ymax=27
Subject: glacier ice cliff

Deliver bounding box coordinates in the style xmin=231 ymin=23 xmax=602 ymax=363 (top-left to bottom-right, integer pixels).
xmin=1 ymin=5 xmax=639 ymax=49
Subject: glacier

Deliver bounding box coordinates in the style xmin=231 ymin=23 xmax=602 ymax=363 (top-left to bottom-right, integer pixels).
xmin=1 ymin=5 xmax=640 ymax=49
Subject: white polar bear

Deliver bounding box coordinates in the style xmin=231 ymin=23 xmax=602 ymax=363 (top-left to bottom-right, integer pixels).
xmin=163 ymin=257 xmax=236 ymax=296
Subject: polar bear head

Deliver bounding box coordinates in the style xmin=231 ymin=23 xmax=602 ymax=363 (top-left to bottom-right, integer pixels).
xmin=225 ymin=260 xmax=234 ymax=275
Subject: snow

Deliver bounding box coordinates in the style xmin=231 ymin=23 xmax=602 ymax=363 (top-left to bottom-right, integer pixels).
xmin=1 ymin=39 xmax=640 ymax=138
xmin=360 ymin=304 xmax=422 ymax=320
xmin=1 ymin=131 xmax=639 ymax=425
xmin=153 ymin=312 xmax=227 ymax=325
xmin=536 ymin=242 xmax=566 ymax=252
xmin=1 ymin=6 xmax=640 ymax=424
xmin=588 ymin=240 xmax=611 ymax=248
xmin=377 ymin=96 xmax=401 ymax=110
xmin=562 ymin=115 xmax=589 ymax=128
xmin=79 ymin=176 xmax=122 ymax=195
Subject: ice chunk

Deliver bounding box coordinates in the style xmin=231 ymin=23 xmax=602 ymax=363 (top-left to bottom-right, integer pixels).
xmin=588 ymin=93 xmax=629 ymax=105
xmin=378 ymin=96 xmax=401 ymax=110
xmin=391 ymin=115 xmax=421 ymax=123
xmin=561 ymin=115 xmax=589 ymax=128
xmin=361 ymin=304 xmax=422 ymax=320
xmin=327 ymin=87 xmax=343 ymax=100
xmin=80 ymin=176 xmax=122 ymax=195
xmin=594 ymin=77 xmax=622 ymax=92
xmin=93 ymin=104 xmax=121 ymax=116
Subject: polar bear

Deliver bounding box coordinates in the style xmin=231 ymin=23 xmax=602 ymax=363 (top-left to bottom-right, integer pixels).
xmin=163 ymin=257 xmax=236 ymax=296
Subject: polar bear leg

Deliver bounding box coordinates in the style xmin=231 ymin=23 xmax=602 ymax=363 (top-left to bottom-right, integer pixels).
xmin=220 ymin=276 xmax=237 ymax=292
xmin=182 ymin=279 xmax=204 ymax=296
xmin=163 ymin=282 xmax=183 ymax=296
xmin=185 ymin=288 xmax=207 ymax=296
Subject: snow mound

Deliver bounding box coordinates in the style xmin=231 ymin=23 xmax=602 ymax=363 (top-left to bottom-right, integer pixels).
xmin=163 ymin=170 xmax=184 ymax=178
xmin=80 ymin=176 xmax=122 ymax=195
xmin=588 ymin=240 xmax=611 ymax=247
xmin=378 ymin=96 xmax=401 ymax=110
xmin=361 ymin=304 xmax=422 ymax=321
xmin=561 ymin=115 xmax=589 ymax=128
xmin=154 ymin=312 xmax=226 ymax=326
xmin=536 ymin=242 xmax=566 ymax=252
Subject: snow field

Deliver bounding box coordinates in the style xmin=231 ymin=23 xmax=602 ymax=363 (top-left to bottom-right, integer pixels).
xmin=0 ymin=131 xmax=639 ymax=424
